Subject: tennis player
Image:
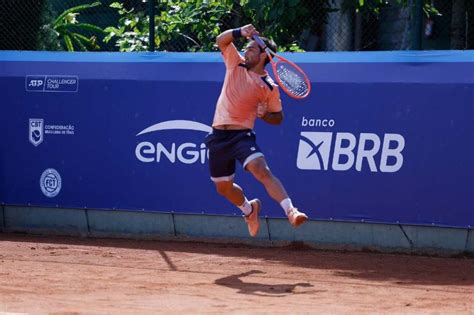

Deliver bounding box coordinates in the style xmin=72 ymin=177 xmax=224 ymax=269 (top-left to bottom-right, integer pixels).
xmin=204 ymin=24 xmax=308 ymax=237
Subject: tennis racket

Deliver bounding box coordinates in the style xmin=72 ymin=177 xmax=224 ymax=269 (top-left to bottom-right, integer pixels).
xmin=253 ymin=35 xmax=311 ymax=100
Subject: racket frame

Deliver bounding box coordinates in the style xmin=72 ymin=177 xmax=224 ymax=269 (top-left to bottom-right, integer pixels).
xmin=252 ymin=35 xmax=311 ymax=99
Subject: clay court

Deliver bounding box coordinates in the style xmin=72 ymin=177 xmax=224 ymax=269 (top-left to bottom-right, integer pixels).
xmin=0 ymin=233 xmax=472 ymax=314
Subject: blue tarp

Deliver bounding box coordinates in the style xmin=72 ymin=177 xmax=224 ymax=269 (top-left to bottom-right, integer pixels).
xmin=1 ymin=50 xmax=473 ymax=228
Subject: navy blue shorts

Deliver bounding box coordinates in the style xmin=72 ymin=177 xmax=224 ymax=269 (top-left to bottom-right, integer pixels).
xmin=204 ymin=128 xmax=264 ymax=182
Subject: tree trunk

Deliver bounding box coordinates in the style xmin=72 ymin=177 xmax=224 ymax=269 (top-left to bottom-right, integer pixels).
xmin=378 ymin=0 xmax=418 ymax=50
xmin=450 ymin=0 xmax=466 ymax=49
xmin=324 ymin=0 xmax=352 ymax=51
xmin=468 ymin=0 xmax=474 ymax=49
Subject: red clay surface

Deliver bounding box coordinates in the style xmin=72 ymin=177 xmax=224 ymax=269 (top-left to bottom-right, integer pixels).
xmin=0 ymin=233 xmax=472 ymax=314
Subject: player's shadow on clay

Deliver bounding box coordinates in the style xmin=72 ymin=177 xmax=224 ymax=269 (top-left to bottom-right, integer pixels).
xmin=215 ymin=270 xmax=313 ymax=297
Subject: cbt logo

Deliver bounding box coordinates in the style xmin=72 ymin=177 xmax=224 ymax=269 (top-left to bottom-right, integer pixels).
xmin=29 ymin=118 xmax=44 ymax=146
xmin=40 ymin=168 xmax=62 ymax=198
xmin=297 ymin=132 xmax=405 ymax=173
xmin=135 ymin=120 xmax=211 ymax=164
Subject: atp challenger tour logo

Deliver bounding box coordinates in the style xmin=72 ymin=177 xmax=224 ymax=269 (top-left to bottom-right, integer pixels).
xmin=26 ymin=75 xmax=79 ymax=92
xmin=135 ymin=120 xmax=211 ymax=164
xmin=297 ymin=116 xmax=405 ymax=173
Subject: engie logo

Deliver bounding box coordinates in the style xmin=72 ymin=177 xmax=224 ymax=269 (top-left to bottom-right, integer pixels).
xmin=29 ymin=118 xmax=44 ymax=146
xmin=297 ymin=132 xmax=405 ymax=173
xmin=135 ymin=120 xmax=211 ymax=164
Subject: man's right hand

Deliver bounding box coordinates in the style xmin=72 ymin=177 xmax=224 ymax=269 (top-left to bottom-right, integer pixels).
xmin=216 ymin=24 xmax=260 ymax=52
xmin=240 ymin=24 xmax=259 ymax=38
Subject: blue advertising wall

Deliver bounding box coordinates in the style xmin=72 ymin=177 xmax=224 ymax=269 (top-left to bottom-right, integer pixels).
xmin=0 ymin=51 xmax=473 ymax=228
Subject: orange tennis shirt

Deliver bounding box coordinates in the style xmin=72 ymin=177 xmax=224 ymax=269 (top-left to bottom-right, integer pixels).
xmin=212 ymin=43 xmax=282 ymax=130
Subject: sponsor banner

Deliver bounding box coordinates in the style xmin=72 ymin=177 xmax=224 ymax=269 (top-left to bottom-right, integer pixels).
xmin=40 ymin=168 xmax=62 ymax=198
xmin=135 ymin=120 xmax=211 ymax=164
xmin=296 ymin=131 xmax=405 ymax=172
xmin=0 ymin=52 xmax=472 ymax=228
xmin=29 ymin=118 xmax=44 ymax=146
xmin=26 ymin=75 xmax=78 ymax=92
xmin=29 ymin=119 xmax=75 ymax=146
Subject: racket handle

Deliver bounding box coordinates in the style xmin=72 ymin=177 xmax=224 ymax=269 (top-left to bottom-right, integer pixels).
xmin=252 ymin=35 xmax=266 ymax=49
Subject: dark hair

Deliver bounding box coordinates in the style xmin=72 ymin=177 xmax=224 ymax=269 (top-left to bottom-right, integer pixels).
xmin=258 ymin=37 xmax=277 ymax=66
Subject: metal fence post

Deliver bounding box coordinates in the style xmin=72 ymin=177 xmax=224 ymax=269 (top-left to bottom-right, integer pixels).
xmin=149 ymin=0 xmax=155 ymax=52
xmin=354 ymin=9 xmax=362 ymax=51
xmin=411 ymin=0 xmax=423 ymax=50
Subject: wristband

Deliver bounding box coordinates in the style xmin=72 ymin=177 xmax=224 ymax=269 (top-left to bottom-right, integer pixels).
xmin=232 ymin=28 xmax=242 ymax=39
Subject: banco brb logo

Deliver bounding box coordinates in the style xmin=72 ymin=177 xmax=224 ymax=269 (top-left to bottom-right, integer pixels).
xmin=135 ymin=120 xmax=211 ymax=164
xmin=297 ymin=132 xmax=405 ymax=172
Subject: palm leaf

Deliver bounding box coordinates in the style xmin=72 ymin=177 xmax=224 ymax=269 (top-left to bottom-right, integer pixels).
xmin=55 ymin=23 xmax=104 ymax=34
xmin=54 ymin=2 xmax=101 ymax=26
xmin=70 ymin=33 xmax=89 ymax=51
xmin=74 ymin=23 xmax=105 ymax=33
xmin=72 ymin=32 xmax=100 ymax=50
xmin=63 ymin=34 xmax=74 ymax=51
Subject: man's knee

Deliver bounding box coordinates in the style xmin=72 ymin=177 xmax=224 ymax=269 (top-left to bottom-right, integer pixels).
xmin=248 ymin=160 xmax=272 ymax=182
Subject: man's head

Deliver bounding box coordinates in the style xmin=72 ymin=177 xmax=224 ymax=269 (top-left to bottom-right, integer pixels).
xmin=244 ymin=37 xmax=277 ymax=69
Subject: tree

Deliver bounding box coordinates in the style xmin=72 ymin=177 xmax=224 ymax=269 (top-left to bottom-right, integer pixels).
xmin=100 ymin=0 xmax=441 ymax=52
xmin=450 ymin=0 xmax=466 ymax=49
xmin=104 ymin=1 xmax=232 ymax=52
xmin=237 ymin=0 xmax=328 ymax=51
xmin=52 ymin=2 xmax=105 ymax=51
xmin=341 ymin=0 xmax=440 ymax=50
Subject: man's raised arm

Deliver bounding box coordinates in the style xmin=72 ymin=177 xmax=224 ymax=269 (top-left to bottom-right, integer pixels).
xmin=216 ymin=24 xmax=259 ymax=51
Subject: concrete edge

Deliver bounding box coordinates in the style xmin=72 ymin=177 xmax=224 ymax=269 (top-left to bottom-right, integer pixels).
xmin=87 ymin=209 xmax=175 ymax=238
xmin=0 ymin=204 xmax=4 ymax=232
xmin=466 ymin=228 xmax=474 ymax=253
xmin=3 ymin=205 xmax=89 ymax=237
xmin=1 ymin=206 xmax=472 ymax=256
xmin=402 ymin=224 xmax=469 ymax=253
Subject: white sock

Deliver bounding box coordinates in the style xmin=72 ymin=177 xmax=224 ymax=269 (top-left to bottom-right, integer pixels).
xmin=238 ymin=197 xmax=253 ymax=216
xmin=280 ymin=198 xmax=294 ymax=216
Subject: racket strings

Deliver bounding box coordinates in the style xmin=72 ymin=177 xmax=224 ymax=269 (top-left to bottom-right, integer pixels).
xmin=277 ymin=64 xmax=309 ymax=97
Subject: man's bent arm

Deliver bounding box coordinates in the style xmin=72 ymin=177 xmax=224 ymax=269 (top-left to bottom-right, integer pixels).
xmin=216 ymin=24 xmax=258 ymax=52
xmin=216 ymin=29 xmax=235 ymax=52
xmin=261 ymin=111 xmax=283 ymax=125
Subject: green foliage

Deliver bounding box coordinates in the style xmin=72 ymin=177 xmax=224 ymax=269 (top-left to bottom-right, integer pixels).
xmin=103 ymin=2 xmax=149 ymax=51
xmin=100 ymin=0 xmax=441 ymax=52
xmin=104 ymin=1 xmax=232 ymax=52
xmin=158 ymin=1 xmax=232 ymax=51
xmin=36 ymin=1 xmax=62 ymax=51
xmin=353 ymin=0 xmax=440 ymax=17
xmin=52 ymin=1 xmax=104 ymax=52
xmin=422 ymin=2 xmax=440 ymax=18
xmin=238 ymin=0 xmax=323 ymax=52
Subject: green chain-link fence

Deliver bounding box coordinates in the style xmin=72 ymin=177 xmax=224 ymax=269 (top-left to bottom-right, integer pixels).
xmin=1 ymin=0 xmax=472 ymax=52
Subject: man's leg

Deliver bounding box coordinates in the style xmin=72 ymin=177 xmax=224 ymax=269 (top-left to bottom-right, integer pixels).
xmin=246 ymin=157 xmax=308 ymax=227
xmin=214 ymin=180 xmax=261 ymax=237
xmin=214 ymin=180 xmax=245 ymax=208
xmin=206 ymin=129 xmax=263 ymax=236
xmin=245 ymin=157 xmax=288 ymax=202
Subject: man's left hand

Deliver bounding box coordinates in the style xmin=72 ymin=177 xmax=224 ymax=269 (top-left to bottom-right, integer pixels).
xmin=257 ymin=103 xmax=268 ymax=118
